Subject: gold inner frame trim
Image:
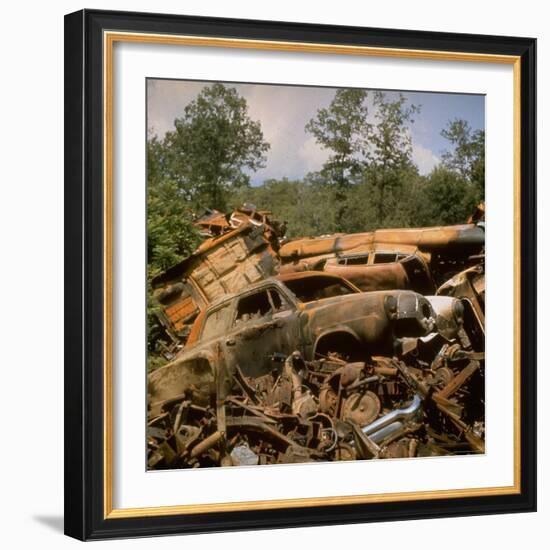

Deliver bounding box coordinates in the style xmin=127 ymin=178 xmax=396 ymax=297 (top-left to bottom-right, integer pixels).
xmin=103 ymin=30 xmax=522 ymax=519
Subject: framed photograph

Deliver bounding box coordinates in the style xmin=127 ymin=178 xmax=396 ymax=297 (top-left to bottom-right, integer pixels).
xmin=64 ymin=9 xmax=536 ymax=540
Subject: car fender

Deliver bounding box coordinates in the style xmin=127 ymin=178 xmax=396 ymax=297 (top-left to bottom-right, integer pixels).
xmin=312 ymin=326 xmax=362 ymax=358
xmin=148 ymin=348 xmax=218 ymax=411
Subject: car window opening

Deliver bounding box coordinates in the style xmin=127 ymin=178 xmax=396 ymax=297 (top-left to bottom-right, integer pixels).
xmin=283 ymin=276 xmax=357 ymax=303
xmin=337 ymin=254 xmax=370 ymax=266
xmin=236 ymin=291 xmax=271 ymax=323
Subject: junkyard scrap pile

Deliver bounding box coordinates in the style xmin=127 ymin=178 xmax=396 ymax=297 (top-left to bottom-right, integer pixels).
xmin=148 ymin=204 xmax=485 ymax=468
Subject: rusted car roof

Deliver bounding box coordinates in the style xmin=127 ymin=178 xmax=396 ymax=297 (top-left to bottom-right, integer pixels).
xmin=279 ymin=223 xmax=484 ymax=260
xmin=276 ymin=270 xmax=360 ymax=287
xmin=185 ymin=272 xmax=360 ymax=347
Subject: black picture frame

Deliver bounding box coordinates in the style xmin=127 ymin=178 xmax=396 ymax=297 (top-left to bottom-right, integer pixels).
xmin=64 ymin=8 xmax=537 ymax=541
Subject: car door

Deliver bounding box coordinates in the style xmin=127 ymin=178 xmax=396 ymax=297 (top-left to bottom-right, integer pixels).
xmin=223 ymin=285 xmax=302 ymax=378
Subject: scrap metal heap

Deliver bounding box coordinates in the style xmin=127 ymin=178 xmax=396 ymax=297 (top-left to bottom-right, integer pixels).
xmin=148 ymin=342 xmax=484 ymax=468
xmin=148 ymin=204 xmax=485 ymax=468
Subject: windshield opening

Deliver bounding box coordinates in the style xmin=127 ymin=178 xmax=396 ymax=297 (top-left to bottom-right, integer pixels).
xmin=283 ymin=276 xmax=357 ymax=303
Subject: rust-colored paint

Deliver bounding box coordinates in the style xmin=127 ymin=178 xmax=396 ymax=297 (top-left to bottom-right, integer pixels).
xmin=164 ymin=296 xmax=199 ymax=332
xmin=323 ymin=262 xmax=409 ymax=292
xmin=185 ymin=309 xmax=206 ymax=347
xmin=279 ymin=224 xmax=484 ymax=261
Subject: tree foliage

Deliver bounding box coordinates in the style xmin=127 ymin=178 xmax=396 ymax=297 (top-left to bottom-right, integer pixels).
xmin=159 ymin=83 xmax=270 ymax=212
xmin=305 ymin=89 xmax=371 ymax=189
xmin=364 ymin=91 xmax=420 ymax=222
xmin=409 ymin=167 xmax=480 ymax=227
xmin=230 ymin=177 xmax=339 ymax=238
xmin=147 ymin=136 xmax=200 ymax=279
xmin=305 ymin=90 xmax=421 ymax=227
xmin=147 ymin=86 xmax=485 ymax=251
xmin=369 ymin=91 xmax=420 ymax=171
xmin=227 ymin=112 xmax=484 ymax=236
xmin=440 ymin=118 xmax=485 ymax=200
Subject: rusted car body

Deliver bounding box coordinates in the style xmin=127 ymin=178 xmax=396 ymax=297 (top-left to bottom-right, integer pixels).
xmin=437 ymin=262 xmax=485 ymax=350
xmin=279 ymin=223 xmax=484 ymax=286
xmin=318 ymin=253 xmax=435 ymax=295
xmin=148 ymin=272 xmax=437 ymax=406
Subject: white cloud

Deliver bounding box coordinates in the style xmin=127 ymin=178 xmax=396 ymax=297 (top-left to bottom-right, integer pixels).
xmin=147 ymin=80 xmax=205 ymax=137
xmin=298 ymin=135 xmax=330 ymax=174
xmin=412 ymin=142 xmax=440 ymax=175
xmin=243 ymin=85 xmax=333 ymax=182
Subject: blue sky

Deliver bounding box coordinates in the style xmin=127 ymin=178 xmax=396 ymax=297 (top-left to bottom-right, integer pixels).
xmin=147 ymin=79 xmax=484 ymax=185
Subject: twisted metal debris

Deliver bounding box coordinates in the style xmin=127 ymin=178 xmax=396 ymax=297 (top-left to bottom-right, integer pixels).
xmin=147 ymin=204 xmax=485 ymax=469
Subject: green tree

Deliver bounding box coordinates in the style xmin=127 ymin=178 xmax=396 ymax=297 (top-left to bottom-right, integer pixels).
xmin=440 ymin=118 xmax=485 ymax=200
xmin=369 ymin=91 xmax=419 ymax=170
xmin=147 ymin=136 xmax=200 ymax=279
xmin=365 ymin=91 xmax=420 ymax=223
xmin=305 ymin=89 xmax=371 ymax=189
xmin=147 ymin=136 xmax=201 ymax=369
xmin=411 ymin=166 xmax=480 ymax=226
xmin=305 ymin=88 xmax=371 ymax=229
xmin=228 ymin=177 xmax=338 ymax=238
xmin=160 ymin=83 xmax=270 ymax=211
xmin=305 ymin=89 xmax=420 ymax=230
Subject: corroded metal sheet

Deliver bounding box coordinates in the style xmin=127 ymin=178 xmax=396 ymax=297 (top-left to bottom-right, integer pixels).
xmin=152 ymin=217 xmax=282 ymax=344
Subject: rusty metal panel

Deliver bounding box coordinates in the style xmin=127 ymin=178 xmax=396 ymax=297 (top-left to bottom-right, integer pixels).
xmin=152 ymin=218 xmax=282 ymax=341
xmin=164 ymin=296 xmax=199 ymax=333
xmin=279 ymin=224 xmax=483 ymax=262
